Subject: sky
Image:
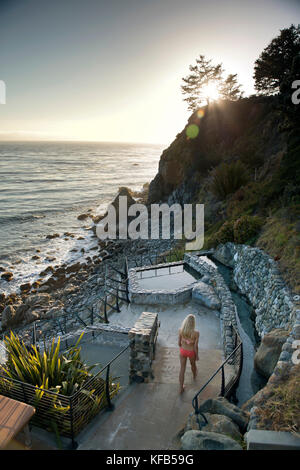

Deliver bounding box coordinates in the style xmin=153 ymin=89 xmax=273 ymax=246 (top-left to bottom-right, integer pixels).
xmin=0 ymin=0 xmax=299 ymax=145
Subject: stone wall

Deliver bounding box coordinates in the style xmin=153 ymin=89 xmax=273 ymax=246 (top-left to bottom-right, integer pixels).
xmin=184 ymin=253 xmax=238 ymax=358
xmin=213 ymin=243 xmax=298 ymax=337
xmin=129 ymin=311 xmax=159 ymax=383
xmin=212 ymin=242 xmax=300 ymax=430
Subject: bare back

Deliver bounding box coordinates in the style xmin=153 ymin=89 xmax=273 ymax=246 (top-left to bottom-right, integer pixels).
xmin=179 ymin=329 xmax=199 ymax=351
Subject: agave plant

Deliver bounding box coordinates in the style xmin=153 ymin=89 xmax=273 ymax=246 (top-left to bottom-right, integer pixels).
xmin=0 ymin=331 xmax=121 ymax=440
xmin=0 ymin=331 xmax=96 ymax=396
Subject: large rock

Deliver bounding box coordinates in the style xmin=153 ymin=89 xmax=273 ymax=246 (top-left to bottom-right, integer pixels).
xmin=192 ymin=281 xmax=221 ymax=310
xmin=1 ymin=271 xmax=13 ymax=282
xmin=212 ymin=243 xmax=235 ymax=267
xmin=198 ymin=397 xmax=249 ymax=432
xmin=94 ymin=187 xmax=136 ymax=238
xmin=185 ymin=412 xmax=241 ymax=440
xmin=181 ymin=430 xmax=242 ymax=450
xmin=1 ymin=305 xmax=17 ymax=329
xmin=254 ymin=328 xmax=289 ymax=379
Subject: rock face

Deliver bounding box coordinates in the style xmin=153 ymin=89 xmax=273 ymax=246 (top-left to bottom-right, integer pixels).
xmin=181 ymin=430 xmax=242 ymax=450
xmin=192 ymin=281 xmax=221 ymax=310
xmin=147 ymin=98 xmax=285 ymax=205
xmin=254 ymin=328 xmax=289 ymax=378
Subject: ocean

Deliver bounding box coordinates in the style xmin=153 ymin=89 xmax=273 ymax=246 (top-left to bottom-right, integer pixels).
xmin=0 ymin=141 xmax=163 ymax=293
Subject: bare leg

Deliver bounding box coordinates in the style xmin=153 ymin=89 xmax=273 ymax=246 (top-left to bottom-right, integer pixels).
xmin=189 ymin=356 xmax=197 ymax=380
xmin=179 ymin=355 xmax=187 ymax=393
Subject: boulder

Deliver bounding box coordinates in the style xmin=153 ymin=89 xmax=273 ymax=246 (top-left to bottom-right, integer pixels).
xmin=46 ymin=233 xmax=60 ymax=239
xmin=192 ymin=281 xmax=221 ymax=310
xmin=25 ymin=293 xmax=52 ymax=307
xmin=1 ymin=305 xmax=17 ymax=329
xmin=254 ymin=328 xmax=289 ymax=379
xmin=198 ymin=397 xmax=249 ymax=432
xmin=181 ymin=430 xmax=242 ymax=450
xmin=184 ymin=411 xmax=242 ymax=440
xmin=212 ymin=243 xmax=235 ymax=267
xmin=20 ymin=282 xmax=32 ymax=293
xmin=1 ymin=271 xmax=13 ymax=282
xmin=24 ymin=309 xmax=40 ymax=324
xmin=202 ymin=413 xmax=242 ymax=440
xmin=77 ymin=213 xmax=89 ymax=220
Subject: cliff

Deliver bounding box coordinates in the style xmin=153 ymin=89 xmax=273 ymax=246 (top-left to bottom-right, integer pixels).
xmin=148 ymin=95 xmax=300 ymax=292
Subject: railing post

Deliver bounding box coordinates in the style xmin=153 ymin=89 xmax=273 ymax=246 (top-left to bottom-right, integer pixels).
xmin=105 ymin=364 xmax=114 ymax=410
xmin=221 ymin=365 xmax=225 ymax=396
xmin=116 ymin=287 xmax=120 ymax=312
xmin=104 ymin=296 xmax=108 ymax=323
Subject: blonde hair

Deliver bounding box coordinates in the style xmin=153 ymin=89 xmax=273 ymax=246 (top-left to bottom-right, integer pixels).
xmin=180 ymin=314 xmax=196 ymax=339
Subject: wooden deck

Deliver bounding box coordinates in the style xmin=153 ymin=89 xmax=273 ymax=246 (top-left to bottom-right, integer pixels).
xmin=0 ymin=395 xmax=35 ymax=450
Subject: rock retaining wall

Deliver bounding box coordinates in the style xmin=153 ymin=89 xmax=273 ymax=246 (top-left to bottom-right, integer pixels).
xmin=184 ymin=253 xmax=238 ymax=358
xmin=212 ymin=243 xmax=300 ymax=430
xmin=213 ymin=243 xmax=298 ymax=337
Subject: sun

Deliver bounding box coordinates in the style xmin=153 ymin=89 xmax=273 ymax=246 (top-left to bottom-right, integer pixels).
xmin=202 ymin=82 xmax=220 ymax=103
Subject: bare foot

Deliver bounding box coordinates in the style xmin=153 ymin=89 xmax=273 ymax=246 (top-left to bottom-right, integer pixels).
xmin=179 ymin=386 xmax=185 ymax=394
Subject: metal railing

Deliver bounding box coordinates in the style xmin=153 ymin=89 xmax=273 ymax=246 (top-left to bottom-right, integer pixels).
xmin=1 ymin=247 xmax=184 ymax=347
xmin=0 ymin=344 xmax=130 ymax=448
xmin=192 ymin=326 xmax=243 ymax=426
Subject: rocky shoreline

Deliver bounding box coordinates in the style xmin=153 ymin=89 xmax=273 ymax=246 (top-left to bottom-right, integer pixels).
xmin=0 ymin=185 xmax=174 ymax=337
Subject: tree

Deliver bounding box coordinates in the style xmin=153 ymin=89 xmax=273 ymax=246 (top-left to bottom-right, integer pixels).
xmin=181 ymin=55 xmax=223 ymax=111
xmin=181 ymin=55 xmax=243 ymax=111
xmin=219 ymin=74 xmax=243 ymax=101
xmin=254 ymin=24 xmax=300 ymax=95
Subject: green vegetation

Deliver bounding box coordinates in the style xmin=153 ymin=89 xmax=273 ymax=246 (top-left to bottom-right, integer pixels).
xmin=256 ymin=365 xmax=300 ymax=433
xmin=233 ymin=215 xmax=263 ymax=244
xmin=210 ymin=161 xmax=249 ymax=200
xmin=254 ymin=24 xmax=300 ymax=95
xmin=0 ymin=332 xmax=120 ymax=439
xmin=0 ymin=331 xmax=95 ymax=395
xmin=206 ymin=216 xmax=263 ymax=247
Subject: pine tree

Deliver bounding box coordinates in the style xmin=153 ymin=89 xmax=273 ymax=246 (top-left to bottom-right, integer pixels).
xmin=219 ymin=74 xmax=243 ymax=101
xmin=254 ymin=24 xmax=300 ymax=95
xmin=181 ymin=55 xmax=223 ymax=111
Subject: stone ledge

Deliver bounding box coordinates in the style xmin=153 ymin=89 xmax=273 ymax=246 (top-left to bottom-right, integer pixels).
xmin=246 ymin=429 xmax=300 ymax=450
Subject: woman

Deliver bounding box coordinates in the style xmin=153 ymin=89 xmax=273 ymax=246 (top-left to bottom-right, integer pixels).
xmin=178 ymin=314 xmax=199 ymax=393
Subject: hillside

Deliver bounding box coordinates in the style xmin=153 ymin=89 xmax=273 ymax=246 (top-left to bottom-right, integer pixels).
xmin=148 ymin=95 xmax=300 ymax=292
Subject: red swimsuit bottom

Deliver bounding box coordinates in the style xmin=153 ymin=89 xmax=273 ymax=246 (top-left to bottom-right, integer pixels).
xmin=180 ymin=347 xmax=196 ymax=358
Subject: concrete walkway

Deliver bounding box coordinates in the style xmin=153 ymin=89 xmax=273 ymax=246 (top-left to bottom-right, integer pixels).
xmin=78 ymin=301 xmax=223 ymax=450
xmin=78 ymin=345 xmax=222 ymax=450
xmin=18 ymin=301 xmax=223 ymax=450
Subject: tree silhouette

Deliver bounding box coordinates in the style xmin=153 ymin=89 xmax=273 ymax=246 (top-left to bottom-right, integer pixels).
xmin=181 ymin=55 xmax=223 ymax=111
xmin=181 ymin=55 xmax=243 ymax=111
xmin=219 ymin=74 xmax=243 ymax=101
xmin=254 ymin=24 xmax=300 ymax=95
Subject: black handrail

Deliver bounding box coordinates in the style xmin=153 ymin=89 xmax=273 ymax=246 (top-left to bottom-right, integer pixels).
xmin=192 ymin=326 xmax=243 ymax=424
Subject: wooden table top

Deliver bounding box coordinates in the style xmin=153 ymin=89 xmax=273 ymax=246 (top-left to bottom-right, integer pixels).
xmin=0 ymin=395 xmax=35 ymax=449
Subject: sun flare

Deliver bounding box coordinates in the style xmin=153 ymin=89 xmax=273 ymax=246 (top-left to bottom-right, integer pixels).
xmin=202 ymin=82 xmax=220 ymax=102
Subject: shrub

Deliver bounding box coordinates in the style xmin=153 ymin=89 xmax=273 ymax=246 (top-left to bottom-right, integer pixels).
xmin=0 ymin=331 xmax=96 ymax=395
xmin=215 ymin=220 xmax=235 ymax=245
xmin=0 ymin=331 xmax=120 ymax=439
xmin=210 ymin=161 xmax=249 ymax=200
xmin=233 ymin=215 xmax=263 ymax=244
